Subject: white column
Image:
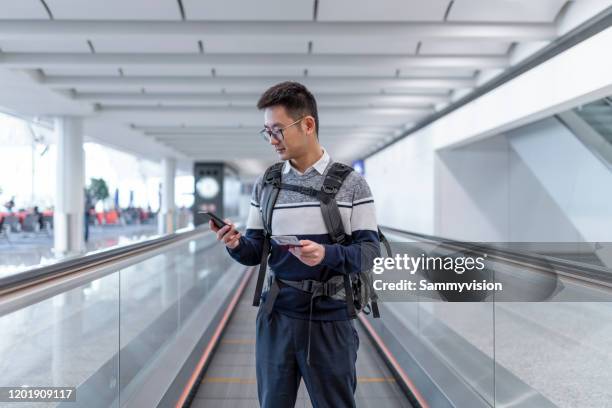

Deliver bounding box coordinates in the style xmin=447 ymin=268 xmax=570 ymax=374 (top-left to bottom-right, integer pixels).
xmin=158 ymin=157 xmax=176 ymax=234
xmin=54 ymin=117 xmax=85 ymax=254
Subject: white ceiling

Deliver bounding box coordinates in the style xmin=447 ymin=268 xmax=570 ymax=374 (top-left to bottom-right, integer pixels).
xmin=91 ymin=37 xmax=199 ymax=54
xmin=183 ymin=0 xmax=314 ymax=21
xmin=0 ymin=0 xmax=602 ymax=176
xmin=202 ymin=37 xmax=308 ymax=54
xmin=45 ymin=0 xmax=182 ymax=20
xmin=447 ymin=0 xmax=567 ymax=23
xmin=419 ymin=40 xmax=511 ymax=55
xmin=0 ymin=38 xmax=91 ymax=53
xmin=313 ymin=37 xmax=420 ymax=55
xmin=0 ymin=0 xmax=49 ymax=19
xmin=317 ymin=0 xmax=450 ymax=22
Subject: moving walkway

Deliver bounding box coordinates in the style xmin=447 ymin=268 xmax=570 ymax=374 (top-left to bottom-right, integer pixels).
xmin=0 ymin=226 xmax=610 ymax=407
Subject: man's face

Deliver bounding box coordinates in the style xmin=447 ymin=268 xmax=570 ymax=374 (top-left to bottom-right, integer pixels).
xmin=263 ymin=105 xmax=309 ymax=161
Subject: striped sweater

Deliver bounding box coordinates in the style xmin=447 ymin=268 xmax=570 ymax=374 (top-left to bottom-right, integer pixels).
xmin=227 ymin=148 xmax=380 ymax=321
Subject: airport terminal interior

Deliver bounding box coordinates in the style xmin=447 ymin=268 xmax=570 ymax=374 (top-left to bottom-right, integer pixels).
xmin=1 ymin=1 xmax=612 ymax=407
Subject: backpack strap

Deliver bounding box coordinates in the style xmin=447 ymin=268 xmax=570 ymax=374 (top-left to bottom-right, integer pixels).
xmin=378 ymin=227 xmax=392 ymax=258
xmin=369 ymin=228 xmax=391 ymax=318
xmin=278 ymin=183 xmax=319 ymax=198
xmin=320 ymin=162 xmax=353 ymax=245
xmin=252 ymin=162 xmax=284 ymax=307
xmin=319 ymin=162 xmax=359 ymax=318
xmin=260 ymin=162 xmax=284 ymax=234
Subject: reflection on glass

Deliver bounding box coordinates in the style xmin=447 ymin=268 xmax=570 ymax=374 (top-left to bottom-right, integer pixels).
xmin=0 ymin=232 xmax=239 ymax=407
xmin=0 ymin=273 xmax=120 ymax=407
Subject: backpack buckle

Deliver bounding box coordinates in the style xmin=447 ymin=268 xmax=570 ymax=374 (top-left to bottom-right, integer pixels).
xmin=298 ymin=186 xmax=313 ymax=195
xmin=335 ymin=232 xmax=347 ymax=244
xmin=302 ymin=280 xmax=314 ymax=292
xmin=265 ymin=176 xmax=280 ymax=188
xmin=322 ymin=175 xmax=342 ymax=194
xmin=322 ymin=185 xmax=338 ymax=194
xmin=322 ymin=281 xmax=339 ymax=297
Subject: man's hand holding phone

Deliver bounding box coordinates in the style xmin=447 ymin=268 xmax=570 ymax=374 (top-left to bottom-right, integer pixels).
xmin=206 ymin=213 xmax=241 ymax=249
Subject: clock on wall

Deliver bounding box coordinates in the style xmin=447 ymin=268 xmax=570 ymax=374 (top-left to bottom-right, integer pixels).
xmin=196 ymin=176 xmax=220 ymax=199
xmin=193 ymin=162 xmax=225 ymax=226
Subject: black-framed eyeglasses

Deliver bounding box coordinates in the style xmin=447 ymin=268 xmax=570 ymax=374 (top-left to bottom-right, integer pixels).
xmin=259 ymin=117 xmax=304 ymax=143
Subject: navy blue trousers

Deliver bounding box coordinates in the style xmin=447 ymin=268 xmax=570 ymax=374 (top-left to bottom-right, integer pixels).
xmin=256 ymin=308 xmax=359 ymax=408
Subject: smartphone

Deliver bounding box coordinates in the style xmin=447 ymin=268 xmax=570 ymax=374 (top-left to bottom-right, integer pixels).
xmin=271 ymin=235 xmax=304 ymax=249
xmin=199 ymin=210 xmax=228 ymax=229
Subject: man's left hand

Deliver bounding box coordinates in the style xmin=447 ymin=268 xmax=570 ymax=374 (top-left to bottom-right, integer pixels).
xmin=289 ymin=240 xmax=325 ymax=266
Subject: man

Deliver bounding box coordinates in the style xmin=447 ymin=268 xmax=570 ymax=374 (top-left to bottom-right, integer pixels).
xmin=210 ymin=81 xmax=380 ymax=408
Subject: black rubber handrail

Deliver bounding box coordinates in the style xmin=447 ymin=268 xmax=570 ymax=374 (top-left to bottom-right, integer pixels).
xmin=381 ymin=226 xmax=612 ymax=287
xmin=0 ymin=226 xmax=209 ymax=296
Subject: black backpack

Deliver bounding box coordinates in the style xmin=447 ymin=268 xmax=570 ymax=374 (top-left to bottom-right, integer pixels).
xmin=252 ymin=161 xmax=391 ymax=319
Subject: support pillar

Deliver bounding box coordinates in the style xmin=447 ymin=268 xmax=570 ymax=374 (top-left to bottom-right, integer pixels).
xmin=158 ymin=158 xmax=176 ymax=234
xmin=54 ymin=117 xmax=85 ymax=255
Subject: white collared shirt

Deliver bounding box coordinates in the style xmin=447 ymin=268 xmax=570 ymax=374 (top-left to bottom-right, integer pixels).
xmin=282 ymin=148 xmax=330 ymax=176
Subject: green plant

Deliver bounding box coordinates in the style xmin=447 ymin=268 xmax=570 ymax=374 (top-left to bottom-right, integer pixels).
xmin=88 ymin=178 xmax=109 ymax=203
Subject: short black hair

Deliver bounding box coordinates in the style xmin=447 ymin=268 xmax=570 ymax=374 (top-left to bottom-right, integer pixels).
xmin=257 ymin=81 xmax=319 ymax=135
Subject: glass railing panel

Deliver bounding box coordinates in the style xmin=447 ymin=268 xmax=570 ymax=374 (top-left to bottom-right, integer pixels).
xmin=575 ymin=99 xmax=612 ymax=144
xmin=117 ymin=233 xmax=239 ymax=407
xmin=569 ymin=97 xmax=612 ymax=168
xmin=375 ymin=235 xmax=496 ymax=406
xmin=418 ymin=301 xmax=494 ymax=404
xmin=494 ymin=301 xmax=612 ymax=408
xmin=117 ymin=250 xmax=182 ymax=405
xmin=376 ymin=232 xmax=612 ymax=408
xmin=177 ymin=240 xmax=232 ymax=329
xmin=0 ymin=272 xmax=120 ymax=407
xmin=0 ymin=229 xmax=243 ymax=407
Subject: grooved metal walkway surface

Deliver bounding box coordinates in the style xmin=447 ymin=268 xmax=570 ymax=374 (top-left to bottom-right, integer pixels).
xmin=189 ymin=275 xmax=412 ymax=408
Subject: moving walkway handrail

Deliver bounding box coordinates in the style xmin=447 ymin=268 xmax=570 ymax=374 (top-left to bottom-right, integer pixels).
xmin=381 ymin=226 xmax=612 ymax=289
xmin=0 ymin=226 xmax=209 ymax=297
